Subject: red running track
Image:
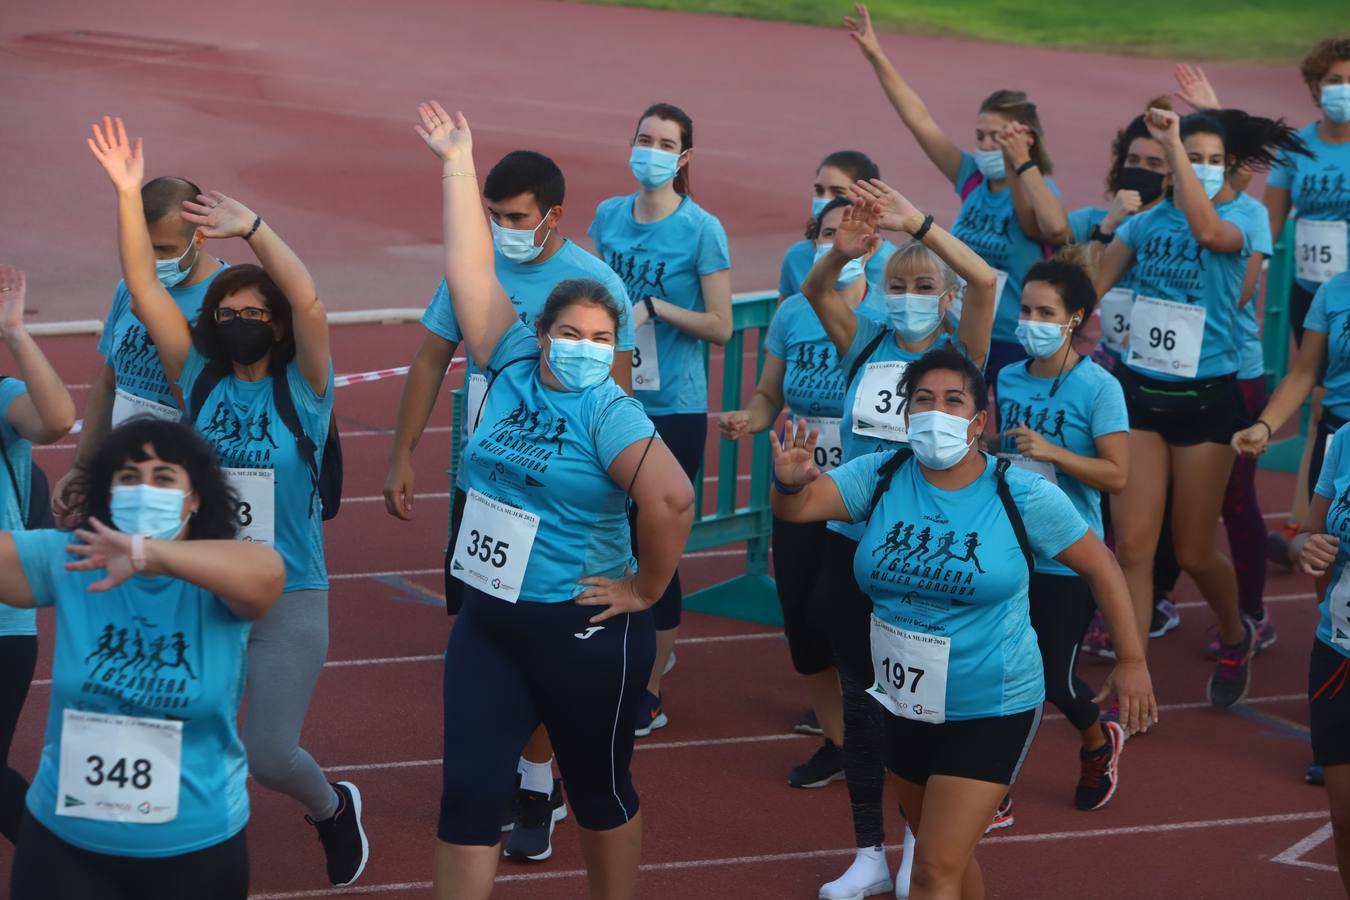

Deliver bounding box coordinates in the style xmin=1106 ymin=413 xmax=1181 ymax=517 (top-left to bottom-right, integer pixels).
xmin=0 ymin=324 xmax=1342 ymax=899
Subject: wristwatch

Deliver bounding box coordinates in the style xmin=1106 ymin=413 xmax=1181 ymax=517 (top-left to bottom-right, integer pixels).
xmin=1089 ymin=225 xmax=1114 ymax=245
xmin=643 ymin=296 xmax=658 ymax=320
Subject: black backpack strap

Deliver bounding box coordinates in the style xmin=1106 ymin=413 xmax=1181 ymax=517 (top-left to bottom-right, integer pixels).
xmin=864 ymin=448 xmax=913 ymax=523
xmin=183 ymin=359 xmax=231 ymax=425
xmin=993 ymin=457 xmax=1035 ymax=575
xmin=269 ymin=366 xmax=322 ymax=507
xmin=846 ymin=328 xmax=892 ymax=389
xmin=472 ymin=354 xmax=537 ymax=433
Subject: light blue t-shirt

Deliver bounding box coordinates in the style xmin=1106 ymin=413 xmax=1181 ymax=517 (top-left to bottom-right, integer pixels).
xmin=1312 ymin=423 xmax=1350 ymax=658
xmin=828 ymin=452 xmax=1088 ymax=719
xmin=459 ymin=323 xmax=656 ymax=602
xmin=0 ymin=378 xmax=34 ymax=637
xmin=1070 ymin=205 xmax=1150 ymax=360
xmin=1267 ymin=122 xmax=1350 ymax=294
xmin=1302 ymin=272 xmax=1350 ymax=420
xmin=13 ymin=529 xmax=251 ymax=857
xmin=1229 ymin=193 xmax=1275 ymax=380
xmin=588 ymin=194 xmax=731 ymax=415
xmin=1116 ymin=197 xmax=1266 ymax=382
xmin=831 ymin=313 xmax=952 ymax=541
xmin=777 ymin=239 xmax=897 ymax=299
xmin=421 ymin=241 xmax=636 ymax=360
xmin=764 ymin=291 xmax=887 ymax=420
xmin=97 ymin=268 xmax=227 ymax=412
xmin=996 ymin=358 xmax=1128 ymax=576
xmin=179 ymin=351 xmax=333 ymax=592
xmin=951 ymin=153 xmax=1061 ymax=344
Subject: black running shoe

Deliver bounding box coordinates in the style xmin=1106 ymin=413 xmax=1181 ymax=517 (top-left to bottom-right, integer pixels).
xmin=793 ymin=709 xmax=824 ymax=736
xmin=1074 ymin=721 xmax=1125 ymax=811
xmin=788 ymin=739 xmax=844 ymax=789
xmin=503 ymin=779 xmax=567 ymax=861
xmin=307 ymin=781 xmax=369 ymax=886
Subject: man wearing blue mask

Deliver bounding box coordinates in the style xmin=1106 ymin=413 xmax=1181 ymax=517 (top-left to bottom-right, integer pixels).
xmin=383 ymin=149 xmax=634 ymax=862
xmin=53 ymin=176 xmax=225 ymax=527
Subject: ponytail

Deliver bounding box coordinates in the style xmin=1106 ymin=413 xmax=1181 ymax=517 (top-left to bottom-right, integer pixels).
xmin=1179 ymin=109 xmax=1312 ymax=173
xmin=980 ymin=90 xmax=1053 ymax=175
xmin=1026 ymin=247 xmax=1097 ymax=325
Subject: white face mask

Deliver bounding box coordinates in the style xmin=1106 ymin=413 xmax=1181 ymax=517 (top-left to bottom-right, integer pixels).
xmin=815 ymin=243 xmax=866 ymax=289
xmin=490 ymin=210 xmax=556 ymax=264
xmin=907 ymin=410 xmax=975 ymax=470
xmin=155 ymin=239 xmax=199 ymax=289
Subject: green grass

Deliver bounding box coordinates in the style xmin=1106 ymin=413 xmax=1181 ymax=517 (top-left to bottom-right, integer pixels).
xmin=579 ymin=0 xmax=1340 ymax=63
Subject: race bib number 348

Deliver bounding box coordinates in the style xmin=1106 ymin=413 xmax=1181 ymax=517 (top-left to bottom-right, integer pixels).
xmin=57 ymin=710 xmax=182 ymax=823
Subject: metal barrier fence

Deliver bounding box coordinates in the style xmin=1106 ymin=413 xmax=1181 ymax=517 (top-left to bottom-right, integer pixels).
xmin=1258 ymin=219 xmax=1304 ymax=473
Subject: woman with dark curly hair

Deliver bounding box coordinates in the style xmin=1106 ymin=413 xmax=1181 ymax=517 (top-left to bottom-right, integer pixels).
xmin=3 ymin=417 xmax=284 ymax=900
xmin=86 ymin=116 xmax=368 ymax=888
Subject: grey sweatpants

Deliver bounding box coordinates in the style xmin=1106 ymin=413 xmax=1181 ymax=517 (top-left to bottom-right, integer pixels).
xmin=242 ymin=588 xmax=338 ymax=820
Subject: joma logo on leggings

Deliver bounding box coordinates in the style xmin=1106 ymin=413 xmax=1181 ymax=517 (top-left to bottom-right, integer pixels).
xmin=573 ymin=627 xmax=605 ymax=640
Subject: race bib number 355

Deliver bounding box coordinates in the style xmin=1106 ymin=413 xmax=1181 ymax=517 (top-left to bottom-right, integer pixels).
xmin=451 ymin=489 xmax=540 ymax=603
xmin=57 ymin=710 xmax=182 ymax=823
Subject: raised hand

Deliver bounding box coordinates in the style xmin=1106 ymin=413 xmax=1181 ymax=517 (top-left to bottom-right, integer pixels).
xmin=834 ymin=200 xmax=882 ymax=260
xmin=87 ymin=116 xmax=144 ymax=192
xmin=995 ymin=122 xmax=1035 ymax=166
xmin=1173 ymin=63 xmax=1221 ymax=112
xmin=0 ymin=266 xmax=26 ymax=340
xmin=769 ymin=420 xmax=821 ymax=488
xmin=843 ymin=3 xmax=883 ymax=61
xmin=180 ymin=191 xmax=255 ymax=240
xmin=415 ymin=102 xmax=473 ymax=164
xmin=1145 ymin=107 xmax=1181 ymax=146
xmin=1103 ymin=189 xmax=1142 ymax=230
xmin=849 ymin=179 xmax=924 ymax=234
xmin=64 ymin=517 xmax=136 ymax=591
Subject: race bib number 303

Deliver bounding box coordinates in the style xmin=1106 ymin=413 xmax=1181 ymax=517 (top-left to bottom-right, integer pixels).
xmin=57 ymin=710 xmax=182 ymax=823
xmin=867 ymin=615 xmax=950 ymax=723
xmin=451 ymin=488 xmax=540 ymax=603
xmin=798 ymin=416 xmax=843 ymax=471
xmin=1127 ymin=296 xmax=1205 ymax=378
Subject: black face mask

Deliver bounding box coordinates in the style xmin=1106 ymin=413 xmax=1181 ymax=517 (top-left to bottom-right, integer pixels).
xmin=217 ymin=318 xmax=275 ymax=365
xmin=1117 ymin=166 xmax=1166 ymax=206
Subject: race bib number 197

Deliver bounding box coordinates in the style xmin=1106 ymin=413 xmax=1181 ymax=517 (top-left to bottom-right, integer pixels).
xmin=867 ymin=615 xmax=950 ymax=723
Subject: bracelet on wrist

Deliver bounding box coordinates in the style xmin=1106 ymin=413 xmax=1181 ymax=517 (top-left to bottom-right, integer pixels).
xmin=772 ymin=474 xmax=804 ymax=495
xmin=243 ymin=215 xmax=263 ymax=241
xmin=1015 ymin=159 xmax=1038 ymax=176
xmin=442 ymin=171 xmax=477 ymax=179
xmin=912 ymin=214 xmax=934 ymax=242
xmin=1089 ymin=224 xmax=1114 ymax=245
xmin=643 ymin=296 xmax=658 ymax=320
xmin=1255 ymin=419 xmax=1273 ymax=438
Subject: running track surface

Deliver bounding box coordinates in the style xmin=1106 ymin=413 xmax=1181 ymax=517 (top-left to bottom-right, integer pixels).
xmin=0 ymin=325 xmax=1343 ymax=899
xmin=0 ymin=0 xmax=1315 ymax=322
xmin=0 ymin=2 xmax=1342 ymax=897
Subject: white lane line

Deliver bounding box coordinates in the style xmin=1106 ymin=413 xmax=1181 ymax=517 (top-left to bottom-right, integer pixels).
xmin=1175 ymin=592 xmax=1313 ymax=610
xmin=1272 ymin=822 xmax=1337 ymax=872
xmin=248 ymin=810 xmax=1331 ymax=897
xmin=316 ymin=693 xmax=1307 ymax=776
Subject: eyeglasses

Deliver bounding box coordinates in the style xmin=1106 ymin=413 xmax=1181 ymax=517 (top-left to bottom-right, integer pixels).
xmin=214 ymin=306 xmax=272 ymax=323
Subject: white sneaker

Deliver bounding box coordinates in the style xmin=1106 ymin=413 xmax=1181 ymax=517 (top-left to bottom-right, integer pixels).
xmin=895 ymin=824 xmax=916 ymax=899
xmin=820 ymin=847 xmax=893 ymax=900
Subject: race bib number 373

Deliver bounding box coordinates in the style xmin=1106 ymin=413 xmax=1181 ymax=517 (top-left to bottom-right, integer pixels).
xmin=57 ymin=710 xmax=182 ymax=823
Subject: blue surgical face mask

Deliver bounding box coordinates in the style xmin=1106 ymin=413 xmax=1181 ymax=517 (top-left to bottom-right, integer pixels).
xmin=1015 ymin=319 xmax=1071 ymax=358
xmin=110 ymin=484 xmax=190 ymax=541
xmin=1191 ymin=163 xmax=1226 ymax=200
xmin=155 ymin=239 xmax=199 ymax=289
xmin=629 ymin=146 xmax=684 ymax=191
xmin=1322 ymin=84 xmax=1350 ymax=125
xmin=907 ymin=410 xmax=975 ymax=470
xmin=811 ymin=195 xmax=831 ymax=217
xmin=547 ymin=336 xmax=615 ymax=391
xmin=814 ymin=243 xmax=865 ymax=289
xmin=975 ymin=149 xmax=1006 ymax=181
xmin=491 ymin=212 xmax=554 ymax=264
xmin=885 ymin=292 xmax=943 ymax=343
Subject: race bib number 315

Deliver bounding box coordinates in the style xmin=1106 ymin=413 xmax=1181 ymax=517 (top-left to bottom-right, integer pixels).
xmin=57 ymin=710 xmax=182 ymax=823
xmin=1296 ymin=219 xmax=1348 ymax=284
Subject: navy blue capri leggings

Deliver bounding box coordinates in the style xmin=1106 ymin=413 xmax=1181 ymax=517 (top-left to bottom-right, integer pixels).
xmin=630 ymin=412 xmax=706 ymax=632
xmin=438 ymin=588 xmax=656 ymax=844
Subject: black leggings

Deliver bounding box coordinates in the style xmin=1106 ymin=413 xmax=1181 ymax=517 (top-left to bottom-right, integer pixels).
xmin=771 ymin=518 xmax=834 ymax=675
xmin=635 ymin=413 xmax=706 ymax=632
xmin=1028 ymin=573 xmax=1100 ymax=732
xmin=10 ymin=812 xmax=248 ymax=900
xmin=444 ymin=487 xmax=468 ymax=616
xmin=821 ymin=529 xmax=886 ymax=849
xmin=1 ymin=634 xmax=37 ymax=844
